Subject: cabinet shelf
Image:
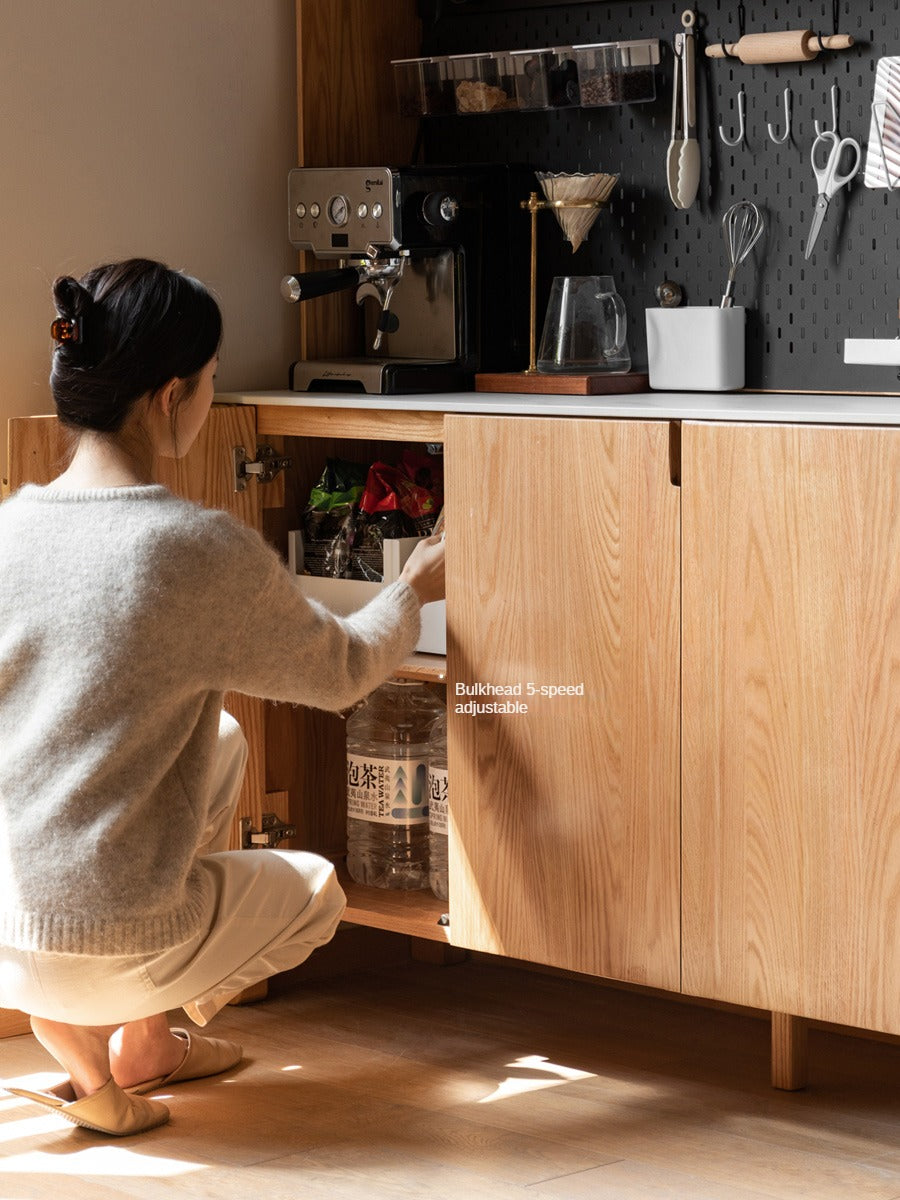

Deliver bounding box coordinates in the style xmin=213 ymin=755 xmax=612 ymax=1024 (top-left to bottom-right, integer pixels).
xmin=393 ymin=652 xmax=446 ymax=683
xmin=335 ymin=863 xmax=451 ymax=942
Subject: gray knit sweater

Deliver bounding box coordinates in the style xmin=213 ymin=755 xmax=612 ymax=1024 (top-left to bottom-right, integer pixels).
xmin=0 ymin=484 xmax=421 ymax=957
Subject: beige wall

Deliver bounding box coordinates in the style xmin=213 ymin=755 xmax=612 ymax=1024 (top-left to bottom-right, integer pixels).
xmin=0 ymin=0 xmax=298 ymax=481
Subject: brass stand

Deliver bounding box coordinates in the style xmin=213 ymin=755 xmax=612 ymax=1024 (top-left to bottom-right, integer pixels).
xmin=475 ymin=189 xmax=650 ymax=396
xmin=519 ymin=192 xmax=608 ymax=374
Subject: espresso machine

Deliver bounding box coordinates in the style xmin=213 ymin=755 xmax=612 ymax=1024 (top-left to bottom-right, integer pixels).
xmin=282 ymin=164 xmax=530 ymax=393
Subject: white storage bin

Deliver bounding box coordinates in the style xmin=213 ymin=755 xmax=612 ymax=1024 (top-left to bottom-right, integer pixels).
xmin=645 ymin=306 xmax=746 ymax=391
xmin=288 ymin=532 xmax=446 ymax=656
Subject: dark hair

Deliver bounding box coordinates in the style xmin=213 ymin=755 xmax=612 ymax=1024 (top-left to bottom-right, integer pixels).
xmin=50 ymin=258 xmax=222 ymax=433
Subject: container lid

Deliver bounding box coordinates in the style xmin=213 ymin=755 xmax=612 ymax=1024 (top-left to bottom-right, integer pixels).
xmin=572 ymin=39 xmax=659 ymax=51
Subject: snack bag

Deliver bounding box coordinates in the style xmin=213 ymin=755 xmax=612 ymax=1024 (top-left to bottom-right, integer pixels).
xmin=353 ymin=451 xmax=443 ymax=579
xmin=302 ymin=458 xmax=367 ymax=577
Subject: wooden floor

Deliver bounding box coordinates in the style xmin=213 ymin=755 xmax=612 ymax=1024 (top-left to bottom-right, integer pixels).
xmin=3 ymin=946 xmax=900 ymax=1199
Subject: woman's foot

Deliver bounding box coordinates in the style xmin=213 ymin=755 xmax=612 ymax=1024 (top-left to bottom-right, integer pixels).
xmin=108 ymin=1016 xmax=188 ymax=1092
xmin=30 ymin=1014 xmax=187 ymax=1098
xmin=29 ymin=1017 xmax=118 ymax=1099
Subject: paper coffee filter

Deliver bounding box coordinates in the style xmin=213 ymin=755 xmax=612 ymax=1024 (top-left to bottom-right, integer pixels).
xmin=536 ymin=171 xmax=619 ymax=252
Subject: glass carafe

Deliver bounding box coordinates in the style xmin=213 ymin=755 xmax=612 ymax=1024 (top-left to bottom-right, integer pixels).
xmin=537 ymin=275 xmax=631 ymax=374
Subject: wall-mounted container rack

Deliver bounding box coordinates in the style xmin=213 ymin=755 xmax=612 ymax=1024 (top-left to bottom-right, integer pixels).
xmin=415 ymin=0 xmax=900 ymax=395
xmin=392 ymin=39 xmax=659 ymax=118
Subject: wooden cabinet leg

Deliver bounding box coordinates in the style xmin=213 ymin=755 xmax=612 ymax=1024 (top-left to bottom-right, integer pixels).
xmin=771 ymin=1012 xmax=808 ymax=1090
xmin=410 ymin=938 xmax=467 ymax=965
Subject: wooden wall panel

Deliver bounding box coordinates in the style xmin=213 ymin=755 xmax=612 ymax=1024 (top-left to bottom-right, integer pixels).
xmin=7 ymin=415 xmax=70 ymax=487
xmin=294 ymin=0 xmax=420 ymax=363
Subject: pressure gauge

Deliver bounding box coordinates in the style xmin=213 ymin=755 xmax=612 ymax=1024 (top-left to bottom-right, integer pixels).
xmin=327 ymin=194 xmax=350 ymax=227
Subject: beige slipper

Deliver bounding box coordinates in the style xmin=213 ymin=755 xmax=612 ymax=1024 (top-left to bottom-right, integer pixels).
xmin=4 ymin=1076 xmax=169 ymax=1136
xmin=126 ymin=1026 xmax=242 ymax=1095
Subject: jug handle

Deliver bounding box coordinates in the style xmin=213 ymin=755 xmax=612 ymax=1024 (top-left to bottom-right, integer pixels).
xmin=601 ymin=291 xmax=628 ymax=355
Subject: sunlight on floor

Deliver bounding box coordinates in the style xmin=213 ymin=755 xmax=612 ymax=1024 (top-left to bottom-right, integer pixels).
xmin=477 ymin=1054 xmax=597 ymax=1104
xmin=1 ymin=1073 xmax=206 ymax=1177
xmin=0 ymin=1145 xmax=207 ymax=1177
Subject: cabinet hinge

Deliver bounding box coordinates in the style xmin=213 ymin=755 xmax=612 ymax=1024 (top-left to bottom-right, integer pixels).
xmin=240 ymin=811 xmax=297 ymax=849
xmin=233 ymin=445 xmax=293 ymax=492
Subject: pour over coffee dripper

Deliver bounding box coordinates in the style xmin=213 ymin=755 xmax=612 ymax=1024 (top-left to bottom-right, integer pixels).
xmin=535 ymin=170 xmax=618 ymax=252
xmin=476 ymin=168 xmax=648 ymax=393
xmin=519 ymin=171 xmax=621 ymax=375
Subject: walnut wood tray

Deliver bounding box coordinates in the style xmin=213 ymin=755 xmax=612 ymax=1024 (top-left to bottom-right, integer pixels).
xmin=475 ymin=371 xmax=650 ymax=395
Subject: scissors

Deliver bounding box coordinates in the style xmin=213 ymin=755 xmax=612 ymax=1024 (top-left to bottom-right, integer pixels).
xmin=804 ymin=130 xmax=861 ymax=260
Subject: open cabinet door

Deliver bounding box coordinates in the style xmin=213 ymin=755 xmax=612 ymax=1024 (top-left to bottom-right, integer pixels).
xmin=7 ymin=403 xmax=268 ymax=851
xmin=155 ymin=403 xmax=268 ymax=849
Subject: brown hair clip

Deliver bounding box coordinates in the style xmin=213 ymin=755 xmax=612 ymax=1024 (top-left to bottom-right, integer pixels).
xmin=50 ymin=316 xmax=81 ymax=344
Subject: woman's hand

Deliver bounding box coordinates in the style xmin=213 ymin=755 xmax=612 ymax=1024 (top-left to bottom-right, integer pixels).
xmin=399 ymin=533 xmax=445 ymax=606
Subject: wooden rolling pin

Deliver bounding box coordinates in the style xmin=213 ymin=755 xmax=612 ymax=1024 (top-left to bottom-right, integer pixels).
xmin=705 ymin=30 xmax=854 ymax=63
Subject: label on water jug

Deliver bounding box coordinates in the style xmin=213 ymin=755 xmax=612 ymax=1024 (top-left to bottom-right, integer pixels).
xmin=347 ymin=754 xmax=429 ymax=825
xmin=428 ymin=767 xmax=448 ymax=836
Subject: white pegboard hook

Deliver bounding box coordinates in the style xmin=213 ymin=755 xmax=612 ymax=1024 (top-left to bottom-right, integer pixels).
xmin=718 ymin=87 xmax=746 ymax=147
xmin=814 ymin=84 xmax=840 ymax=136
xmin=767 ymin=87 xmax=792 ymax=145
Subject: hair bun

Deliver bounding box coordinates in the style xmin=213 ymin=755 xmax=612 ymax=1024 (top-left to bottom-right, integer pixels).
xmin=52 ymin=275 xmax=94 ymax=321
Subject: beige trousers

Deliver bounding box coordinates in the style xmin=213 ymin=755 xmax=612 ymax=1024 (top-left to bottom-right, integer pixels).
xmin=0 ymin=711 xmax=347 ymax=1027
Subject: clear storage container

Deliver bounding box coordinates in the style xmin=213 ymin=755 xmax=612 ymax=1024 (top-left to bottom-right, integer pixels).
xmin=492 ymin=51 xmax=521 ymax=111
xmin=392 ymin=56 xmax=430 ymax=118
xmin=509 ymin=48 xmax=551 ymax=110
xmin=392 ymin=56 xmax=458 ymax=117
xmin=510 ymin=47 xmax=580 ymax=110
xmin=547 ymin=47 xmax=581 ymax=107
xmin=571 ymin=39 xmax=659 ymax=107
xmin=449 ymin=51 xmax=517 ymax=114
xmin=424 ymin=56 xmax=459 ymax=115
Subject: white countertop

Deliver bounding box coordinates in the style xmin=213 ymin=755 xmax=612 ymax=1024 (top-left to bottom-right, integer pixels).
xmin=216 ymin=389 xmax=900 ymax=427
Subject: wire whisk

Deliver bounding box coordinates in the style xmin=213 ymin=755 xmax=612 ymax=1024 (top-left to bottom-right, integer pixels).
xmin=720 ymin=201 xmax=765 ymax=308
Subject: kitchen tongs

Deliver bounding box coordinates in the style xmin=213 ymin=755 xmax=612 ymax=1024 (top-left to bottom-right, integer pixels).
xmin=667 ymin=9 xmax=700 ymax=210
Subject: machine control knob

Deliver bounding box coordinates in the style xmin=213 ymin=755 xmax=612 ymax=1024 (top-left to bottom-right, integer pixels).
xmin=422 ymin=191 xmax=459 ymax=227
xmin=281 ymin=275 xmax=302 ymax=303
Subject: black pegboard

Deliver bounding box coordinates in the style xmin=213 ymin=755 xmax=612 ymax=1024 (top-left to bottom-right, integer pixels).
xmin=415 ymin=1 xmax=900 ymax=393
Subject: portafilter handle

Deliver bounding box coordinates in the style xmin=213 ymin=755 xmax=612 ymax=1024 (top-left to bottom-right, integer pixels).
xmin=280 ymin=267 xmax=360 ymax=303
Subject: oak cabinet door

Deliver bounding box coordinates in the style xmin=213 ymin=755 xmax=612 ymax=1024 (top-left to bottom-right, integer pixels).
xmin=682 ymin=422 xmax=900 ymax=1032
xmin=156 ymin=405 xmax=267 ymax=850
xmin=444 ymin=415 xmax=681 ymax=988
xmin=7 ymin=406 xmax=267 ymax=852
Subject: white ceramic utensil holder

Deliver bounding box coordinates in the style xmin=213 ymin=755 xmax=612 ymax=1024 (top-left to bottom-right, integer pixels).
xmin=646 ymin=306 xmax=745 ymax=390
